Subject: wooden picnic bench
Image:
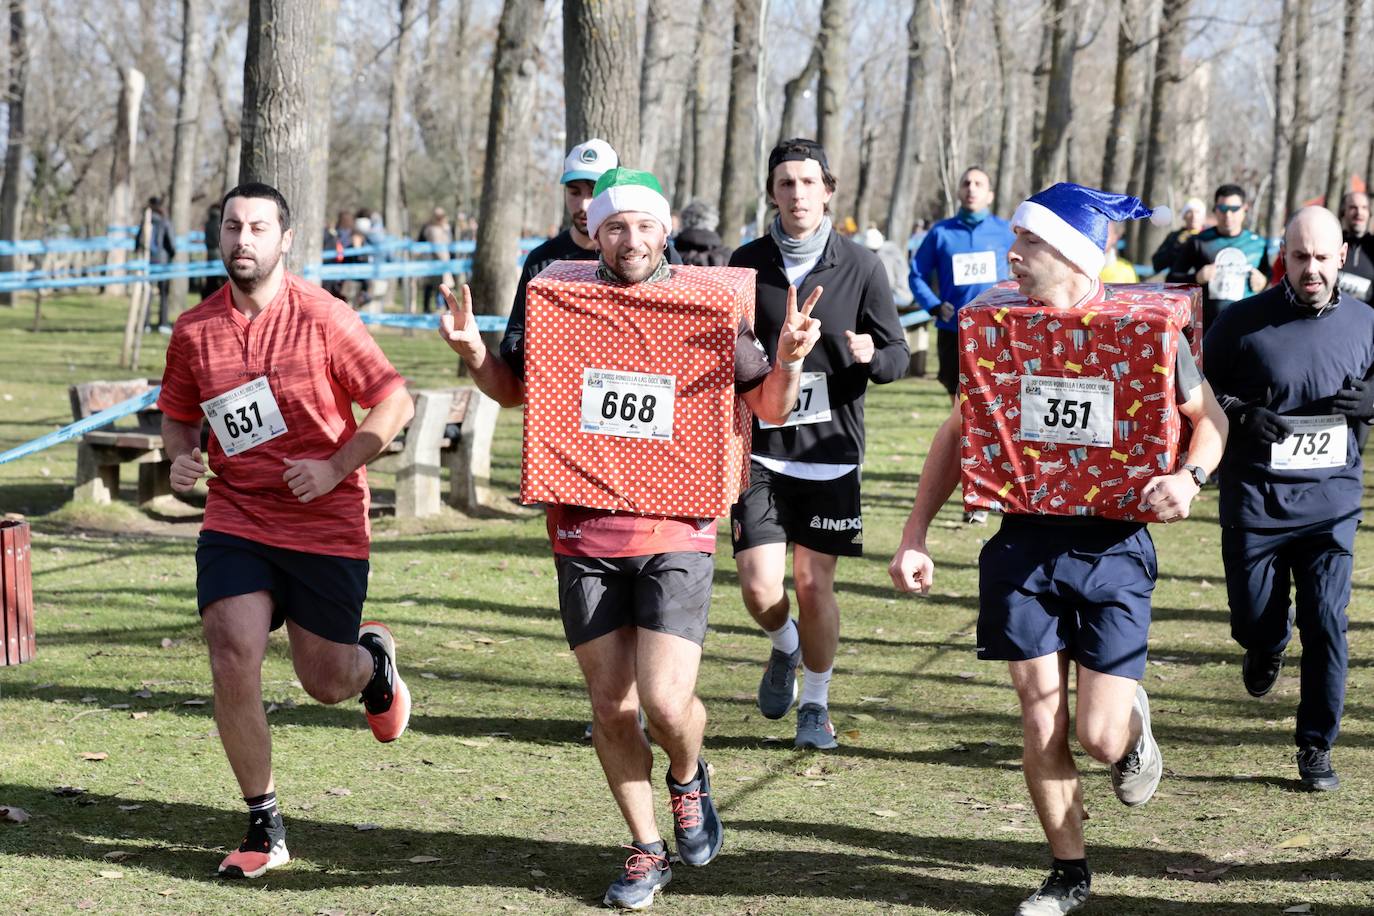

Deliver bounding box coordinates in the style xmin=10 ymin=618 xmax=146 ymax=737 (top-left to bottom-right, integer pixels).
xmin=68 ymin=379 xmax=500 ymax=517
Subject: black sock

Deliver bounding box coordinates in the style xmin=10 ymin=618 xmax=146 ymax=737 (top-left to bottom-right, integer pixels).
xmin=359 ymin=635 xmax=390 ymax=706
xmin=1052 ymin=857 xmax=1090 ymax=886
xmin=242 ymin=792 xmax=283 ymax=848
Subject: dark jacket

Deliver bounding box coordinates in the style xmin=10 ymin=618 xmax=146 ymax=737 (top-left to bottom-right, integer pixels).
xmin=675 ymin=227 xmax=732 ymax=267
xmin=729 ymin=229 xmax=908 ymax=464
xmin=138 ymin=212 xmax=176 ymax=265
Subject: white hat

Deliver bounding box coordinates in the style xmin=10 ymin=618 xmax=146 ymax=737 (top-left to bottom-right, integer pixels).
xmin=561 ymin=139 xmax=618 ymax=185
xmin=861 ymin=228 xmax=885 ymax=250
xmin=586 ymin=168 xmax=672 ymax=240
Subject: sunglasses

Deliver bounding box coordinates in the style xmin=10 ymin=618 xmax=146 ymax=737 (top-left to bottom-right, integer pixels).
xmin=1215 ymin=204 xmax=1244 ymax=214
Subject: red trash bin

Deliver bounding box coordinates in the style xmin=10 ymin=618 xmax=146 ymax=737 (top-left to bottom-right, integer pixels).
xmin=1 ymin=519 xmax=35 ymax=665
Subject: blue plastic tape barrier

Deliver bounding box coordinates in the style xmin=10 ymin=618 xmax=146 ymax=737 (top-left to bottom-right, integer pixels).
xmin=900 ymin=309 xmax=932 ymax=327
xmin=356 ymin=312 xmax=507 ymax=333
xmin=0 ymin=388 xmax=161 ymax=466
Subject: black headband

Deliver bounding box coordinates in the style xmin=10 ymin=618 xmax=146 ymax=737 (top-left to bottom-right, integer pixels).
xmin=768 ymin=139 xmax=830 ymax=176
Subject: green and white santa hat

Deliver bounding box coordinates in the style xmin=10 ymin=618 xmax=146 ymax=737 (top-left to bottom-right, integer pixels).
xmin=586 ymin=168 xmax=672 ymax=239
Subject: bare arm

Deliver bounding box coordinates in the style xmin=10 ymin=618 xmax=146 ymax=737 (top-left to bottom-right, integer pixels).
xmin=888 ymin=403 xmax=963 ymax=593
xmin=742 ymin=284 xmax=823 ymax=425
xmin=162 ymin=414 xmax=206 ymax=493
xmin=1138 ymin=379 xmax=1228 ymax=520
xmin=282 ymin=385 xmax=415 ymax=503
xmin=438 ymin=283 xmax=526 ymax=408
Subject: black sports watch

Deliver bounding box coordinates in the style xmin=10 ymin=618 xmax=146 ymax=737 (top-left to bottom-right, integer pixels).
xmin=1182 ymin=463 xmax=1207 ymax=487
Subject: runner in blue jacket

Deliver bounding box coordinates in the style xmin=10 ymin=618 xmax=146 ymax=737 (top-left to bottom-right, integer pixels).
xmin=908 ymin=167 xmax=1016 ymax=403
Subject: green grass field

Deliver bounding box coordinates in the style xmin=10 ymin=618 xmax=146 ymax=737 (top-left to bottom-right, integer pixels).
xmin=1 ymin=293 xmax=1372 ymax=915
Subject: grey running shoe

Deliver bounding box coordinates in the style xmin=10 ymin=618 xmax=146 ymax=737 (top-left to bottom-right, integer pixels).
xmin=667 ymin=760 xmax=723 ymax=867
xmin=1015 ymin=866 xmax=1090 ymax=915
xmin=758 ymin=646 xmax=802 ymax=720
xmin=794 ymin=703 xmax=838 ymax=750
xmin=1110 ymin=684 xmax=1162 ymax=807
xmin=603 ymin=842 xmax=671 ymax=909
xmin=1297 ymin=746 xmax=1339 ymax=791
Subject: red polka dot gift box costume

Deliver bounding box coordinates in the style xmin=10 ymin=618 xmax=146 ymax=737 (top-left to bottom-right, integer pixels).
xmin=957 ymin=280 xmax=1202 ymax=521
xmin=521 ymin=261 xmax=756 ymax=519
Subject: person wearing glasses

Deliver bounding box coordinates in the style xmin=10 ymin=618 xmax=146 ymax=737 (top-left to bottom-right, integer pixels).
xmin=1167 ymin=184 xmax=1271 ymax=330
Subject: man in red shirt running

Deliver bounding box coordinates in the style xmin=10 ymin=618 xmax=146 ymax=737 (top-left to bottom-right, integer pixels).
xmin=437 ymin=167 xmax=821 ymax=909
xmin=158 ymin=182 xmax=415 ymax=879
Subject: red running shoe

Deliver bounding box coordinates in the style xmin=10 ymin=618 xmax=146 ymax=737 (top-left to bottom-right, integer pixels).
xmin=359 ymin=621 xmax=411 ymax=742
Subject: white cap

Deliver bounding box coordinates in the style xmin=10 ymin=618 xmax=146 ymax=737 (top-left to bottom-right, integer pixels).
xmin=861 ymin=228 xmax=885 ymax=250
xmin=561 ymin=139 xmax=618 ymax=185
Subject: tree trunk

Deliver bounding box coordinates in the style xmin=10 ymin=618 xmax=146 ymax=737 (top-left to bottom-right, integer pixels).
xmin=1031 ymin=0 xmax=1075 ymax=192
xmin=0 ymin=0 xmax=26 ymax=308
xmin=1263 ymin=0 xmax=1292 ymax=239
xmin=1138 ymin=0 xmax=1191 ymax=259
xmin=206 ymin=29 xmax=238 ymax=196
xmin=640 ymin=0 xmax=698 ymax=182
xmin=887 ymin=0 xmax=929 ymax=240
xmin=239 ymin=0 xmax=338 ymax=276
xmin=777 ymin=41 xmax=821 ymax=146
xmin=472 ymin=0 xmax=541 ymax=338
xmin=383 ymin=0 xmax=416 ymax=242
xmin=1323 ymin=0 xmax=1359 ymax=211
xmin=563 ymin=0 xmax=640 ymax=163
xmin=1101 ymin=0 xmax=1143 ymax=190
xmin=718 ymin=0 xmax=761 ymax=247
xmin=106 ymin=68 xmax=145 ymax=273
xmin=167 ymin=0 xmax=205 ymax=315
xmin=991 ymin=0 xmax=1016 ymax=214
xmin=1284 ymin=0 xmax=1311 ymax=220
xmin=934 ymin=0 xmax=970 ymax=211
xmin=674 ymin=85 xmax=696 ymax=205
xmin=690 ymin=0 xmax=728 ymax=202
xmin=854 ymin=121 xmax=876 ymax=232
xmin=815 ymin=0 xmax=848 ymax=176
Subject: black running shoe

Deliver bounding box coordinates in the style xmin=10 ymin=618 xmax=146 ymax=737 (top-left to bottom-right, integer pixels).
xmin=1297 ymin=746 xmax=1339 ymax=791
xmin=603 ymin=842 xmax=671 ymax=909
xmin=1242 ymin=649 xmax=1283 ymax=698
xmin=667 ymin=760 xmax=723 ymax=867
xmin=1015 ymin=864 xmax=1091 ymax=914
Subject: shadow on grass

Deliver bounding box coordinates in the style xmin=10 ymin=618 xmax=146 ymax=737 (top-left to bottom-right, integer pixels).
xmin=1 ymin=784 xmax=1370 ymax=913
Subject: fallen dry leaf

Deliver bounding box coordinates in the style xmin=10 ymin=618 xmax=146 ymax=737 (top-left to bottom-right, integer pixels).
xmin=1283 ymin=906 xmax=1313 ymax=914
xmin=354 ymin=822 xmax=381 ymax=831
xmin=76 ymin=901 xmax=96 ymax=910
xmin=102 ymin=851 xmax=137 ymax=861
xmin=80 ymin=752 xmax=109 ymax=762
xmin=326 ymin=787 xmax=352 ymax=797
xmin=181 ymin=698 xmax=207 ymax=707
xmin=132 ymin=689 xmax=153 ymax=699
xmin=457 ymin=738 xmax=491 ymax=749
xmin=1277 ymin=833 xmax=1314 ymax=849
xmin=159 ymin=638 xmax=182 ymax=649
xmin=530 ymin=869 xmax=546 ymax=878
xmin=52 ymin=786 xmax=86 ymax=797
xmin=116 ymin=805 xmax=142 ymax=812
xmin=1 ymin=805 xmax=30 ymax=823
xmin=869 ymin=809 xmax=899 ymax=818
xmin=842 ymin=729 xmax=861 ymax=740
xmin=408 ymin=855 xmax=441 ymax=864
xmin=98 ymin=870 xmax=123 ymax=879
xmin=130 ymin=711 xmax=149 ymax=720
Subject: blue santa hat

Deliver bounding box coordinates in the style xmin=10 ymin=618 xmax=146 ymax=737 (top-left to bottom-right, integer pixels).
xmin=1011 ymin=183 xmax=1172 ymax=277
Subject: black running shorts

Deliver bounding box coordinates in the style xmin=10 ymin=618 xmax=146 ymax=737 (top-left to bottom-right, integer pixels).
xmin=730 ymin=463 xmax=864 ymax=557
xmin=555 ymin=551 xmax=715 ymax=649
xmin=936 ymin=327 xmax=961 ymax=395
xmin=195 ymin=530 xmax=369 ymax=645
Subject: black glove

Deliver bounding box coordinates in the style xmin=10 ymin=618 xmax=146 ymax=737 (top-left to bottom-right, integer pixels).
xmin=1332 ymin=375 xmax=1374 ymax=421
xmin=1237 ymin=405 xmax=1293 ymax=445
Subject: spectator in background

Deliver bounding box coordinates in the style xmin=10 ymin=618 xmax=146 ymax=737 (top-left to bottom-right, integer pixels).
xmin=1150 ymin=197 xmax=1207 ymax=276
xmin=1099 ymin=221 xmax=1139 ymax=283
xmin=861 ymin=227 xmax=915 ymax=308
xmin=674 ymin=200 xmax=732 ymax=266
xmin=417 ymin=207 xmax=454 ymax=313
xmin=1167 ymin=184 xmax=1270 ymax=330
xmin=138 ymin=196 xmax=178 ymax=333
xmin=322 ymin=210 xmax=354 ymax=300
xmin=908 ymin=218 xmax=929 ymax=254
xmin=202 ymin=203 xmax=224 ymax=298
xmin=1337 ymin=190 xmax=1373 ymax=305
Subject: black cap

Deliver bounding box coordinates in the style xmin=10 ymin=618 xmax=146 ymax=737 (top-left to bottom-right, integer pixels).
xmin=767 ymin=138 xmax=831 ymax=177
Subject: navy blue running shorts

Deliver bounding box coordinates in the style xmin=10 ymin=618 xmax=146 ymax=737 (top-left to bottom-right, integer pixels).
xmin=195 ymin=530 xmax=369 ymax=645
xmin=977 ymin=516 xmax=1156 ymax=680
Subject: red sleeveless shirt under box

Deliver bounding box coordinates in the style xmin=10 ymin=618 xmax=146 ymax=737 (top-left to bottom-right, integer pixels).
xmin=957 ymin=282 xmax=1202 ymax=522
xmin=520 ymin=261 xmax=755 ymax=518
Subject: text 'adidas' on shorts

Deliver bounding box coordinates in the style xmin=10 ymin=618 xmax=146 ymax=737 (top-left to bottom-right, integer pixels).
xmin=730 ymin=462 xmax=864 ymax=557
xmin=195 ymin=530 xmax=369 ymax=645
xmin=555 ymin=551 xmax=715 ymax=649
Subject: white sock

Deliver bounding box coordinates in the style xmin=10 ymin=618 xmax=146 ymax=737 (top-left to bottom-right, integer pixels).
xmin=799 ymin=664 xmax=832 ymax=709
xmin=766 ymin=618 xmax=799 ymax=655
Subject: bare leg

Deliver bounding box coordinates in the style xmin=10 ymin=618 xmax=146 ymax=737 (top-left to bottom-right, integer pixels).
xmin=1075 ymin=666 xmax=1142 ymax=765
xmin=736 ymin=542 xmax=789 ymax=632
xmin=1010 ymin=652 xmax=1083 ymax=859
xmin=575 ymin=627 xmax=659 ymax=844
xmin=203 ymin=592 xmax=275 ymax=797
xmin=635 ymin=629 xmax=706 ymax=785
xmin=792 ymin=545 xmax=840 ymax=674
xmin=285 ymin=620 xmax=373 ymax=705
